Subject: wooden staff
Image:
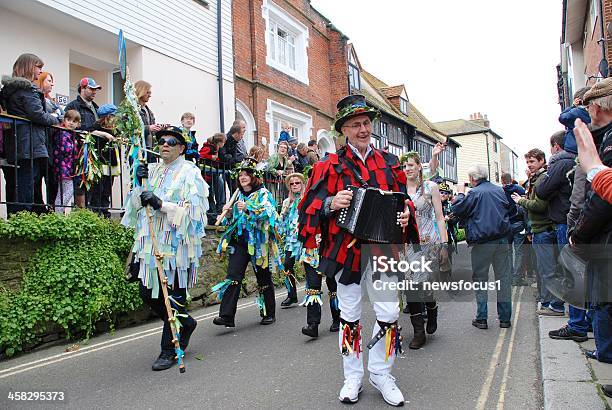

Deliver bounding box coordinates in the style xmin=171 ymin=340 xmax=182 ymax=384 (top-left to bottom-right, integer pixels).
xmin=139 ymin=154 xmax=186 ymax=373
xmin=215 ymin=188 xmax=240 ymax=226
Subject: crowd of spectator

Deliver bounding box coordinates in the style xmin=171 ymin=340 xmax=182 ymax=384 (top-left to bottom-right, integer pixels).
xmin=448 ymin=81 xmax=611 ymax=399
xmin=0 ymin=53 xmax=327 ymax=222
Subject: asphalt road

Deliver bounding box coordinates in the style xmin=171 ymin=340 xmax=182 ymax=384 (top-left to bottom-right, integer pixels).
xmin=0 ymin=249 xmax=543 ymax=409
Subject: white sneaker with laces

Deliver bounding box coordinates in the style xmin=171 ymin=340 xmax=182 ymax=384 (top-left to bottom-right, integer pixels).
xmin=369 ymin=373 xmax=405 ymax=406
xmin=338 ymin=378 xmax=363 ymax=403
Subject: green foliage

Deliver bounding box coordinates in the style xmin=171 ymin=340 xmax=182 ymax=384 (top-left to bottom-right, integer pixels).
xmin=115 ymin=95 xmax=143 ymax=145
xmin=456 ymin=228 xmax=466 ymax=242
xmin=0 ymin=211 xmax=140 ymax=357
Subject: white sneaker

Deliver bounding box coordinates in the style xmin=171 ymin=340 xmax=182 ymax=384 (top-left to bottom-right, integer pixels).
xmin=369 ymin=373 xmax=405 ymax=406
xmin=339 ymin=378 xmax=363 ymax=403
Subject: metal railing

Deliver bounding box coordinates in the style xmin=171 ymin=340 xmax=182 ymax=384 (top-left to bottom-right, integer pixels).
xmin=0 ymin=113 xmax=289 ymax=220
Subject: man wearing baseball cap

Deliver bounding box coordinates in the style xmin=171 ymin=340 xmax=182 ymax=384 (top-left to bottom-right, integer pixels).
xmin=65 ymin=77 xmax=102 ymax=132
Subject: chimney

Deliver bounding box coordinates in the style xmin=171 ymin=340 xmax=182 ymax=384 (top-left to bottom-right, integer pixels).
xmin=483 ymin=114 xmax=490 ymax=128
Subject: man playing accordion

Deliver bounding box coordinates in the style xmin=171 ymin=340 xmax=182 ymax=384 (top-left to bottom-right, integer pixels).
xmin=298 ymin=94 xmax=419 ymax=406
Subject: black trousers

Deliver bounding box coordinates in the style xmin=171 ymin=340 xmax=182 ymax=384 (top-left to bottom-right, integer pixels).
xmin=284 ymin=255 xmax=298 ymax=299
xmin=140 ymin=272 xmax=196 ymax=356
xmin=88 ymin=175 xmax=112 ymax=218
xmin=218 ymin=239 xmax=276 ymax=320
xmin=3 ymin=158 xmax=47 ymax=215
xmin=304 ymin=262 xmax=340 ymax=325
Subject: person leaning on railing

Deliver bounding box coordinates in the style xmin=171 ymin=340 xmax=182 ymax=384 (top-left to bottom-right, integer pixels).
xmin=199 ymin=132 xmax=228 ymax=219
xmin=0 ymin=53 xmax=59 ymax=215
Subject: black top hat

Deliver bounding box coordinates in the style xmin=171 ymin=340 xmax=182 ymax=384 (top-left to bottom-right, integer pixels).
xmin=333 ymin=94 xmax=379 ymax=133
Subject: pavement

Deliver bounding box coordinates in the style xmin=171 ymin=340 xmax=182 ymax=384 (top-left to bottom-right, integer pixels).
xmin=538 ymin=315 xmax=612 ymax=410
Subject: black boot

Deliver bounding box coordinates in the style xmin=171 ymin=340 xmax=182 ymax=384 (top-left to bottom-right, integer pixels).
xmin=281 ymin=273 xmax=298 ymax=307
xmin=329 ymin=292 xmax=340 ymax=332
xmin=409 ymin=314 xmax=426 ymax=349
xmin=152 ymin=352 xmax=175 ymax=371
xmin=281 ymin=296 xmax=298 ymax=307
xmin=302 ymin=323 xmax=319 ymax=338
xmin=212 ymin=316 xmax=235 ymax=327
xmin=426 ymin=304 xmax=438 ymax=335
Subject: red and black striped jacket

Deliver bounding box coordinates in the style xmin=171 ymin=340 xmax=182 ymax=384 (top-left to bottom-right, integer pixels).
xmin=298 ymin=144 xmax=419 ymax=285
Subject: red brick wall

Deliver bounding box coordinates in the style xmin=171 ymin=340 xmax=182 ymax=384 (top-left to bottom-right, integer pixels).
xmin=584 ymin=15 xmax=603 ymax=86
xmin=605 ymin=0 xmax=612 ymax=73
xmin=232 ymin=0 xmax=348 ymax=152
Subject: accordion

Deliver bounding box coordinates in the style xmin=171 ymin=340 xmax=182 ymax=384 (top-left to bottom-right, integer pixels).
xmin=337 ymin=185 xmax=407 ymax=244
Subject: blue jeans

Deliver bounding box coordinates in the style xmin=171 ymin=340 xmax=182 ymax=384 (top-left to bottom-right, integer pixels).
xmin=556 ymin=224 xmax=568 ymax=248
xmin=509 ymin=221 xmax=525 ymax=281
xmin=567 ymin=306 xmax=593 ymax=334
xmin=470 ymin=238 xmax=512 ymax=322
xmin=593 ymin=304 xmax=612 ymax=363
xmin=532 ymin=230 xmax=564 ymax=312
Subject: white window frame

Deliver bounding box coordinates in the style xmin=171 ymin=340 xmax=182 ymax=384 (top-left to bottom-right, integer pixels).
xmin=348 ymin=49 xmax=360 ymax=90
xmin=400 ymin=98 xmax=408 ymax=114
xmin=265 ymin=99 xmax=313 ymax=154
xmin=389 ymin=143 xmax=403 ymax=157
xmin=380 ymin=121 xmax=388 ymax=137
xmin=262 ymin=0 xmax=309 ymax=85
xmin=589 ymin=0 xmax=599 ymax=37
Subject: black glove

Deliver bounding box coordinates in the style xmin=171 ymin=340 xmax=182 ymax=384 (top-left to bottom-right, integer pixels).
xmin=140 ymin=191 xmax=162 ymax=210
xmin=136 ymin=164 xmax=149 ymax=185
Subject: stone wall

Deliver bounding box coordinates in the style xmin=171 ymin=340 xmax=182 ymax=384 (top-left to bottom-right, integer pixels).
xmin=0 ymin=239 xmax=41 ymax=292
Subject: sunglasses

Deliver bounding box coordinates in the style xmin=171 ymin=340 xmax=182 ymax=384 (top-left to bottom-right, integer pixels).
xmin=289 ymin=182 xmax=302 ymax=186
xmin=158 ymin=137 xmax=179 ymax=147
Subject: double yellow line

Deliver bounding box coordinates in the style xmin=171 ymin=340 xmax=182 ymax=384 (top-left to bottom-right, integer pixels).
xmin=475 ymin=286 xmax=525 ymax=410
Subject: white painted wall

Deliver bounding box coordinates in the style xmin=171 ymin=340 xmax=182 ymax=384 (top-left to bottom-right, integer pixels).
xmin=138 ymin=46 xmax=235 ymax=145
xmin=0 ymin=7 xmax=118 ymax=105
xmin=0 ymin=7 xmax=234 ymax=144
xmin=0 ymin=4 xmax=234 ymax=216
xmin=33 ymin=0 xmax=234 ymax=80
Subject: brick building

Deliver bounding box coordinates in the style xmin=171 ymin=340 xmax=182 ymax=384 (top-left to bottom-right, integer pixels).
xmin=232 ymin=0 xmax=349 ymax=154
xmin=559 ymin=0 xmax=612 ymax=108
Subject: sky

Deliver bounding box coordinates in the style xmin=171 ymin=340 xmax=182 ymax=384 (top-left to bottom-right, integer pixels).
xmin=310 ymin=0 xmax=563 ymax=164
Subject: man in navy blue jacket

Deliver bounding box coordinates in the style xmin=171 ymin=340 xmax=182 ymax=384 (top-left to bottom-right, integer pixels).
xmin=452 ymin=164 xmax=512 ymax=329
xmin=502 ymin=173 xmax=527 ymax=286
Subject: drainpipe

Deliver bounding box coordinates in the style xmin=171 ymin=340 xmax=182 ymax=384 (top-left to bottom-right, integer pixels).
xmin=484 ymin=132 xmax=491 ymax=181
xmin=249 ymin=0 xmax=259 ymax=145
xmin=599 ymin=0 xmax=608 ymax=76
xmin=217 ymin=0 xmax=225 ymax=132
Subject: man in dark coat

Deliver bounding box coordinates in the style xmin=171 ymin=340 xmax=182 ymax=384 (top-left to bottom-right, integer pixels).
xmin=298 ymin=94 xmax=419 ymax=406
xmin=536 ymin=131 xmax=590 ymax=343
xmin=64 ymin=77 xmax=101 ymax=132
xmin=536 ymin=131 xmax=576 ymax=242
xmin=452 ymin=164 xmax=512 ymax=330
xmin=501 ymin=173 xmax=527 ymax=286
xmin=224 ymin=120 xmax=246 ymax=192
